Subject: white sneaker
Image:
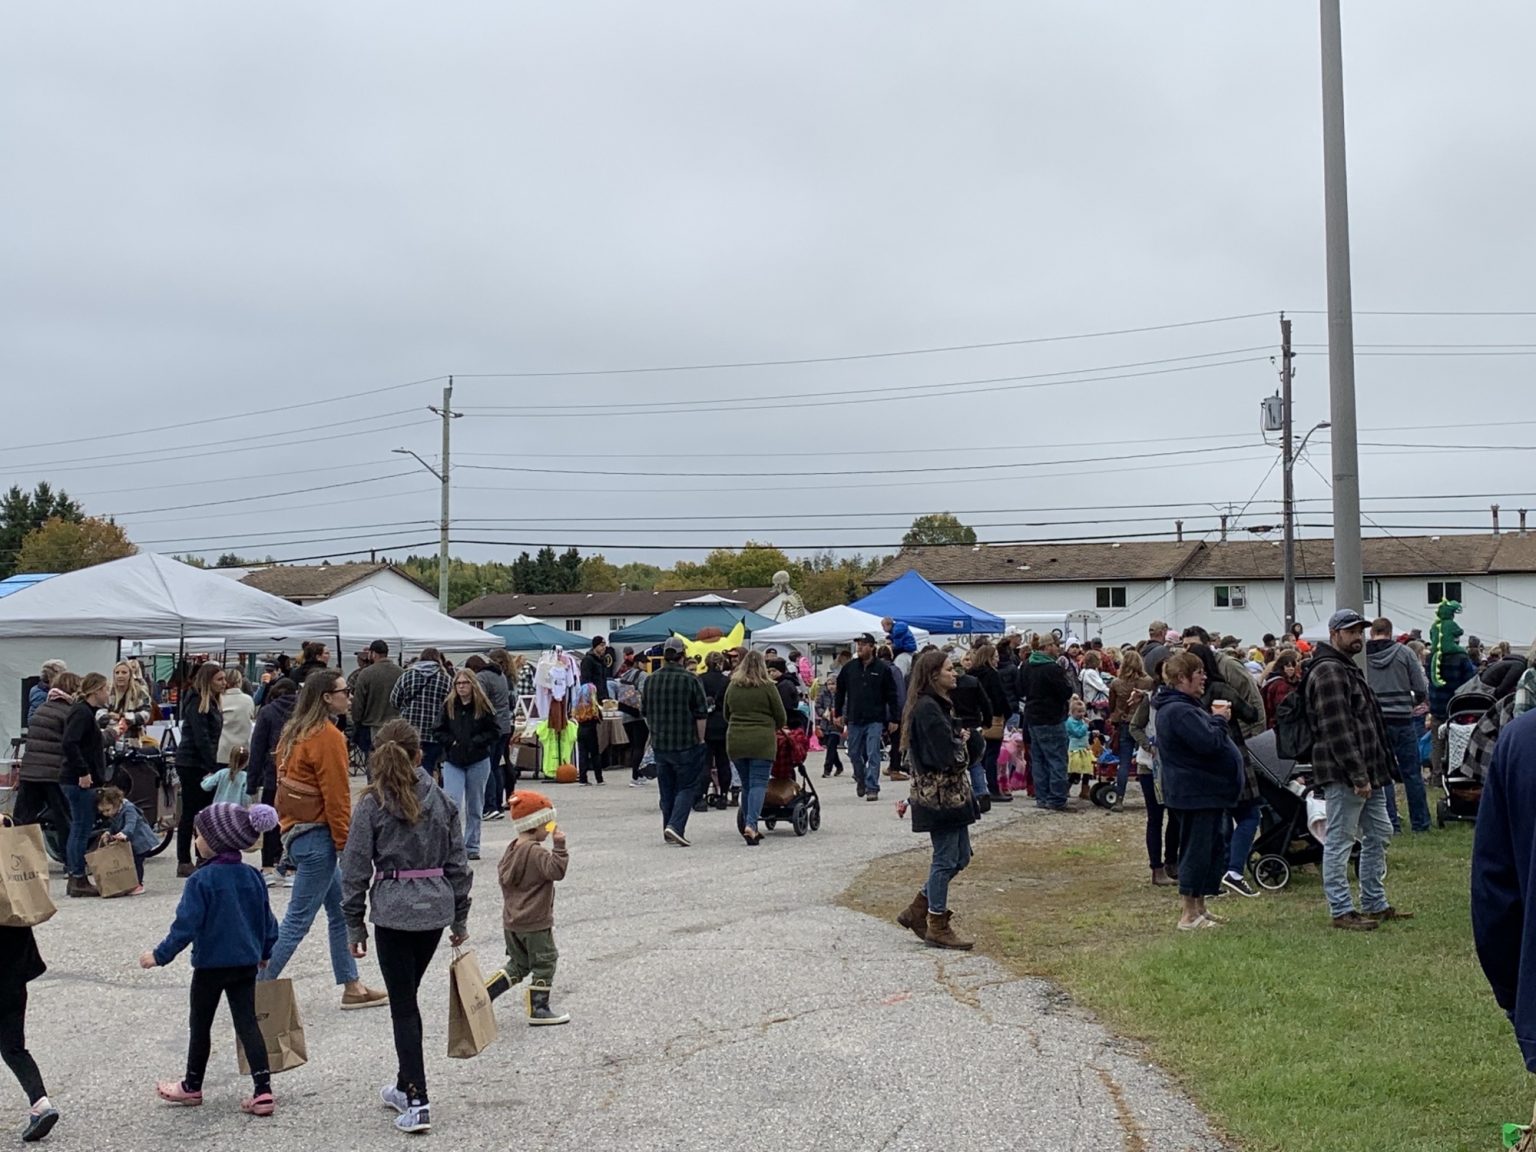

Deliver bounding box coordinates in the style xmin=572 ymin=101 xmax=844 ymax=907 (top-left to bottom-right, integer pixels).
xmin=263 ymin=872 xmax=279 ymax=888
xmin=396 ymin=1105 xmax=431 ymax=1134
xmin=380 ymin=1084 xmax=409 ymax=1114
xmin=628 ymin=780 xmax=642 ymax=788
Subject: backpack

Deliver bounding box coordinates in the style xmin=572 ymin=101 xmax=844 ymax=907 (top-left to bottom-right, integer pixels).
xmin=1273 ymin=666 xmax=1314 ymax=763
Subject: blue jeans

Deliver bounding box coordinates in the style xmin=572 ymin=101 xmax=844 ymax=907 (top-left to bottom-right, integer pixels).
xmin=968 ymin=762 xmax=989 ymax=806
xmin=656 ymin=745 xmax=707 ymax=837
xmin=441 ymin=758 xmax=491 ymax=854
xmin=925 ymin=825 xmax=973 ymax=913
xmin=1322 ymin=783 xmax=1393 ymax=919
xmin=62 ymin=782 xmax=97 ymax=878
xmin=1386 ymin=719 xmax=1432 ymax=832
xmin=845 ymin=722 xmax=885 ymax=795
xmin=1028 ymin=723 xmax=1069 ymax=809
xmin=734 ymin=758 xmax=772 ymax=832
xmin=262 ymin=827 xmax=359 ymax=986
xmin=1227 ymin=801 xmax=1261 ymax=877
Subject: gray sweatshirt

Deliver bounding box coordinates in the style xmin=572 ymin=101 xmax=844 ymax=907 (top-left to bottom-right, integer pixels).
xmin=1365 ymin=638 xmax=1429 ymax=721
xmin=341 ymin=767 xmax=473 ymax=945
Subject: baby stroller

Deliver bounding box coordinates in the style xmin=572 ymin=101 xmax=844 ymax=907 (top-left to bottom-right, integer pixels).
xmin=1244 ymin=730 xmax=1321 ymax=891
xmin=1437 ymin=681 xmax=1495 ymax=827
xmin=738 ymin=718 xmax=822 ymax=837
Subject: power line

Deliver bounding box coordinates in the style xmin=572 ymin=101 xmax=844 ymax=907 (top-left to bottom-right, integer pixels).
xmin=102 ymin=471 xmax=423 ymax=519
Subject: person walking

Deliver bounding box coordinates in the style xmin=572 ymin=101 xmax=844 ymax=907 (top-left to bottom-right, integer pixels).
xmin=264 ymin=672 xmax=388 ymax=1009
xmin=11 ymin=672 xmax=76 ymax=840
xmin=724 ymin=650 xmax=787 ymax=847
xmin=60 ymin=673 xmax=111 ymax=898
xmin=434 ymin=670 xmax=499 ymax=862
xmin=577 ymin=637 xmax=610 ymax=785
xmin=1366 ymin=617 xmax=1433 ymax=834
xmin=350 ymin=640 xmax=403 ymax=762
xmin=815 ymin=674 xmax=843 ymax=779
xmin=1153 ymin=652 xmax=1245 ymax=931
xmin=174 ymin=664 xmax=225 ymax=878
xmin=1305 ymin=610 xmax=1408 ymax=932
xmin=218 ymin=669 xmax=256 ymax=776
xmin=1021 ymin=635 xmax=1075 ymax=812
xmin=0 ymin=921 xmax=58 ymax=1140
xmin=245 ymin=678 xmax=296 ymax=883
xmin=833 ymin=633 xmax=899 ymax=803
xmin=391 ymin=650 xmax=452 ymax=775
xmin=341 ymin=719 xmax=472 ymax=1136
xmin=640 ymin=637 xmax=710 ymax=847
xmin=893 ymin=650 xmax=979 ymax=950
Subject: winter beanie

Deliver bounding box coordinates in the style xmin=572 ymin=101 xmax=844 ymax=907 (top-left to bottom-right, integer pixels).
xmin=509 ymin=790 xmax=557 ymax=834
xmin=196 ymin=802 xmax=279 ymax=856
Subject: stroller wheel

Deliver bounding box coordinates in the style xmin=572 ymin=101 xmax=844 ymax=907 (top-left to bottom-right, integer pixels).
xmin=1253 ymin=855 xmax=1290 ymax=891
xmin=808 ymin=802 xmax=821 ymax=832
xmin=792 ymin=800 xmax=810 ymax=837
xmin=764 ymin=818 xmax=777 ymax=831
xmin=1089 ymin=781 xmax=1116 ymax=810
xmin=1436 ymin=799 xmax=1449 ymax=829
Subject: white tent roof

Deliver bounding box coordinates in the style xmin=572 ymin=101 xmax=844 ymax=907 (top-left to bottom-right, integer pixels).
xmin=751 ymin=604 xmax=930 ymax=647
xmin=313 ymin=587 xmax=503 ymax=654
xmin=675 ymin=593 xmax=744 ymax=606
xmin=0 ymin=553 xmax=338 ymax=643
xmin=490 ymin=614 xmax=544 ymax=627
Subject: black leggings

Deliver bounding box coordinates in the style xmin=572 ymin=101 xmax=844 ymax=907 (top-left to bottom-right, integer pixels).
xmin=577 ymin=722 xmax=603 ymax=783
xmin=0 ymin=988 xmax=46 ymax=1105
xmin=259 ymin=784 xmax=281 ymax=868
xmin=186 ymin=965 xmax=268 ymax=1095
xmin=1138 ymin=774 xmax=1181 ymax=871
xmin=176 ymin=764 xmax=215 ymax=866
xmin=705 ymin=739 xmax=731 ymax=793
xmin=982 ymin=738 xmax=1003 ymax=795
xmin=375 ymin=926 xmax=443 ymax=1107
xmin=822 ymin=732 xmax=842 ymax=772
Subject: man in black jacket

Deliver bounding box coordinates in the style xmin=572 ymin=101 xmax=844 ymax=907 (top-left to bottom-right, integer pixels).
xmin=834 ymin=633 xmax=899 ymax=802
xmin=1021 ymin=637 xmax=1075 ymax=812
xmin=577 ymin=637 xmax=609 ymax=785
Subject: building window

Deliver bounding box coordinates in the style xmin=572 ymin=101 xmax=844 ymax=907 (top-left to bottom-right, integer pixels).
xmin=1427 ymin=581 xmax=1463 ymax=605
xmin=470 ymin=620 xmax=484 ymax=630
xmin=609 ymin=618 xmax=627 ymax=631
xmin=1362 ymin=581 xmax=1374 ymax=606
xmin=1213 ymin=584 xmax=1247 ymax=610
xmin=1095 ymin=585 xmax=1127 ymax=609
xmin=566 ymin=619 xmax=582 ymax=633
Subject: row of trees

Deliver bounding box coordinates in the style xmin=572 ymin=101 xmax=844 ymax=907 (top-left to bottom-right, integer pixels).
xmin=0 ymin=484 xmax=136 ymax=578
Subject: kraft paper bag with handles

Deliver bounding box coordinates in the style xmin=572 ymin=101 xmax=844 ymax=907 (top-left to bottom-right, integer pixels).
xmin=237 ymin=978 xmax=308 ymax=1075
xmin=446 ymin=948 xmax=497 ymax=1058
xmin=85 ymin=836 xmax=138 ymax=899
xmin=0 ymin=817 xmax=56 ymax=927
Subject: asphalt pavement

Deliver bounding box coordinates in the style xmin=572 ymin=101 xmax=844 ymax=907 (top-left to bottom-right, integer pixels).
xmin=17 ymin=772 xmax=1229 ymax=1151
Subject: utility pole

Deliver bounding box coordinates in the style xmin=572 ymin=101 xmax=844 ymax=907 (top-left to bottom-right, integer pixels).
xmin=394 ymin=376 xmax=460 ymax=614
xmin=1320 ymin=0 xmax=1363 ymax=616
xmin=1280 ymin=315 xmax=1296 ymax=632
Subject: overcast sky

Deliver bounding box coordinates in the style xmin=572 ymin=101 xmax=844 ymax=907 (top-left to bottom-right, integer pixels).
xmin=3 ymin=2 xmax=1534 ymax=569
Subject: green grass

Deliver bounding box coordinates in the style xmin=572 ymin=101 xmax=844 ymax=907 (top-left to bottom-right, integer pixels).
xmin=845 ymin=814 xmax=1531 ymax=1152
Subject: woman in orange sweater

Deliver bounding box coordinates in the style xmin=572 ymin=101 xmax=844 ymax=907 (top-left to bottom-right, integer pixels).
xmin=261 ymin=671 xmax=387 ymax=1010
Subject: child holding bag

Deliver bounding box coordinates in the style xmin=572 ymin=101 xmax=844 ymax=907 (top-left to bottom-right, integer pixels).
xmin=139 ymin=802 xmax=280 ymax=1117
xmin=96 ymin=786 xmax=160 ymax=894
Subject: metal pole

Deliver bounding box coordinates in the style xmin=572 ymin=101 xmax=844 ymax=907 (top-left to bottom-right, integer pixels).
xmin=437 ymin=377 xmax=453 ymax=614
xmin=1320 ymin=0 xmax=1363 ymax=615
xmin=1281 ymin=315 xmax=1296 ymax=632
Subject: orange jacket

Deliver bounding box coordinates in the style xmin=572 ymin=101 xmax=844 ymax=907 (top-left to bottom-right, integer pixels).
xmin=278 ymin=723 xmax=352 ymax=850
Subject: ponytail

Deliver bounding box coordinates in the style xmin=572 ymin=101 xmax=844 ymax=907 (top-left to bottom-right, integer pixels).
xmin=365 ymin=740 xmax=422 ymax=825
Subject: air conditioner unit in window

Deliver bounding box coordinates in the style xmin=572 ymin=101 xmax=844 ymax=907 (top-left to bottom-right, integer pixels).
xmin=1230 ymin=591 xmax=1247 ymax=609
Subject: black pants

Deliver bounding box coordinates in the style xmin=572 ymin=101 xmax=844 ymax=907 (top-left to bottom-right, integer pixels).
xmin=258 ymin=784 xmax=282 ymax=868
xmin=1138 ymin=775 xmax=1181 ymax=871
xmin=484 ymin=734 xmax=508 ymax=814
xmin=12 ymin=781 xmax=69 ymax=834
xmin=822 ymin=732 xmax=842 ymax=772
xmin=624 ymin=720 xmax=649 ymax=779
xmin=1172 ymin=808 xmax=1226 ymax=899
xmin=577 ymin=721 xmax=603 ymax=783
xmin=0 ymin=988 xmax=46 ymax=1105
xmin=982 ymin=737 xmax=1003 ymax=795
xmin=375 ymin=925 xmax=443 ymax=1107
xmin=705 ymin=738 xmax=731 ymax=794
xmin=177 ymin=765 xmax=215 ymax=866
xmin=186 ymin=965 xmax=269 ymax=1094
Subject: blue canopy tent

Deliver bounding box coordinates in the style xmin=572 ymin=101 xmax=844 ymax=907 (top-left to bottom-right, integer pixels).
xmin=486 ymin=614 xmax=589 ymax=651
xmin=609 ymin=603 xmax=779 ymax=645
xmin=851 ymin=570 xmax=1004 ymax=634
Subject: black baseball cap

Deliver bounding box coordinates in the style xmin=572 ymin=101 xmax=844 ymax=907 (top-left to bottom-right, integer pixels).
xmin=1328 ymin=609 xmax=1370 ymax=632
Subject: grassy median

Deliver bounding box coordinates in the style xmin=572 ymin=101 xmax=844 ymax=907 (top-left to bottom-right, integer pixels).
xmin=843 ymin=805 xmax=1530 ymax=1152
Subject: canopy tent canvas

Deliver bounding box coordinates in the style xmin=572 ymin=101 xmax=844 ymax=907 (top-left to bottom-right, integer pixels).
xmin=751 ymin=604 xmax=930 ymax=648
xmin=850 ymin=569 xmax=1005 ymax=635
xmin=0 ymin=636 xmax=119 ymax=756
xmin=608 ymin=604 xmax=779 ymax=645
xmin=312 ymin=586 xmax=503 ymax=656
xmin=486 ymin=615 xmax=590 ymax=651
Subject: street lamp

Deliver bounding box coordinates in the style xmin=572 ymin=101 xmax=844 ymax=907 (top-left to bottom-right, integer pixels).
xmin=394 ymin=447 xmax=450 ymax=613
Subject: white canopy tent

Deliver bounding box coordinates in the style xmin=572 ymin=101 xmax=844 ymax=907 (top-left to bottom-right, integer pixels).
xmin=311 ymin=586 xmax=503 ymax=656
xmin=750 ymin=605 xmax=930 ymax=648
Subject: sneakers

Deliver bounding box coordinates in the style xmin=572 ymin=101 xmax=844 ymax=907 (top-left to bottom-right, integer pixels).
xmin=380 ymin=1084 xmax=410 ymax=1114
xmin=481 ymin=809 xmax=504 ymax=821
xmin=340 ymin=986 xmax=389 ymax=1010
xmin=1331 ymin=911 xmax=1379 ymax=932
xmin=262 ymin=871 xmax=279 ymax=888
xmin=865 ymin=792 xmax=880 ymax=802
xmin=22 ymin=1100 xmax=58 ymax=1143
xmin=628 ymin=780 xmax=643 ymax=788
xmin=128 ymin=884 xmax=145 ymax=896
xmin=468 ymin=851 xmax=481 ymax=861
xmin=484 ymin=969 xmax=512 ymax=1003
xmin=396 ymin=1105 xmax=432 ymax=1134
xmin=1222 ymin=872 xmax=1260 ymax=899
xmin=663 ymin=827 xmax=691 ymax=848
xmin=155 ymin=1081 xmax=203 ymax=1106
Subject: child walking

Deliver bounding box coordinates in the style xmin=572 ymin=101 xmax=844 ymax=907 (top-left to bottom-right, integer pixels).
xmin=486 ymin=791 xmax=570 ymax=1026
xmin=199 ymin=746 xmax=250 ymax=807
xmin=1 ymin=925 xmax=58 ymax=1142
xmin=139 ymin=802 xmax=280 ymax=1116
xmin=1066 ymin=696 xmax=1094 ymax=800
xmin=97 ymin=786 xmax=159 ymax=894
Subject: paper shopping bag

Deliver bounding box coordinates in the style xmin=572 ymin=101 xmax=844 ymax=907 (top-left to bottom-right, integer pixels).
xmin=0 ymin=818 xmax=56 ymax=927
xmin=237 ymin=978 xmax=308 ymax=1074
xmin=85 ymin=837 xmax=138 ymax=899
xmin=446 ymin=948 xmax=497 ymax=1058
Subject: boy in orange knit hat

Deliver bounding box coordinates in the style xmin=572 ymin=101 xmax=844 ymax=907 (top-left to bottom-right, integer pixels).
xmin=485 ymin=790 xmax=571 ymax=1025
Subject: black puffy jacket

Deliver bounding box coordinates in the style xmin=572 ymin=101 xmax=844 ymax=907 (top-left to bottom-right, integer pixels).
xmin=175 ymin=694 xmax=224 ymax=774
xmin=19 ymin=697 xmax=70 ymax=784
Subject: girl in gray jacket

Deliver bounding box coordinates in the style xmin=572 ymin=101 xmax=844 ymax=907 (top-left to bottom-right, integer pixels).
xmin=341 ymin=719 xmax=472 ymax=1136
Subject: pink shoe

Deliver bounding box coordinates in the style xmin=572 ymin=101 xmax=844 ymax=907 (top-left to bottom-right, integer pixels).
xmin=241 ymin=1092 xmax=275 ymax=1116
xmin=129 ymin=885 xmax=145 ymax=896
xmin=156 ymin=1081 xmax=203 ymax=1106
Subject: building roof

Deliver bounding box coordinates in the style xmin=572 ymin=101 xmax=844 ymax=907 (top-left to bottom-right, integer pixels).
xmin=451 ymin=587 xmax=779 ymax=622
xmin=869 ymin=533 xmax=1536 ymax=587
xmin=240 ymin=562 xmax=431 ymax=600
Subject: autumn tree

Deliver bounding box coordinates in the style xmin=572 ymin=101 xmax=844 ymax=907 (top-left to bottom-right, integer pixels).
xmin=0 ymin=483 xmax=84 ymax=579
xmin=15 ymin=516 xmax=136 ymax=574
xmin=903 ymin=512 xmax=977 ymax=547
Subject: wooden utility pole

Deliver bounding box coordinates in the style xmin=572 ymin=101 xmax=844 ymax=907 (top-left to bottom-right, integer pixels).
xmin=1281 ymin=315 xmax=1297 ymax=632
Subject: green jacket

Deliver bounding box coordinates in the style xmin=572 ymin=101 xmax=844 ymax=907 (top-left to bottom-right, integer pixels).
xmin=723 ymin=681 xmax=787 ymax=762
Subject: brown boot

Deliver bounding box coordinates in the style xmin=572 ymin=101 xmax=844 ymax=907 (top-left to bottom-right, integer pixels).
xmin=66 ymin=874 xmax=100 ymax=899
xmin=1078 ymin=779 xmax=1093 ymax=801
xmin=924 ymin=910 xmax=974 ymax=951
xmin=896 ymin=891 xmax=929 ymax=940
xmin=1151 ymin=867 xmax=1177 ymax=887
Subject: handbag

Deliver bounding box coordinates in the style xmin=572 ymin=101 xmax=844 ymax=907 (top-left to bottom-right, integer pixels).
xmin=274 ymin=757 xmax=325 ymax=825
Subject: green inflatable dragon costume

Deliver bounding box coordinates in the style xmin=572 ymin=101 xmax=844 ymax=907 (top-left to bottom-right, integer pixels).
xmin=1429 ymin=598 xmax=1465 ymax=688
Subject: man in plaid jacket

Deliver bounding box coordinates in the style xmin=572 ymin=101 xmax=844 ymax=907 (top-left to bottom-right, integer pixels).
xmin=391 ymin=648 xmax=452 ymax=773
xmin=1305 ymin=609 xmax=1410 ymax=932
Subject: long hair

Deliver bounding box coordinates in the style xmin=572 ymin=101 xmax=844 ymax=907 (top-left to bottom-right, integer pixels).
xmin=189 ymin=662 xmax=223 ymax=714
xmin=445 ymin=669 xmax=491 ymax=719
xmin=488 ymin=649 xmax=515 ymax=679
xmin=277 ymin=672 xmax=346 ymax=767
xmin=365 ymin=733 xmax=423 ymax=825
xmin=730 ymin=649 xmax=772 ymax=688
xmin=1185 ymin=642 xmax=1223 ymax=688
xmin=899 ymin=649 xmax=951 ymax=751
xmin=1116 ymin=648 xmax=1145 ymax=682
xmin=77 ymin=672 xmax=108 ymax=702
xmin=110 ymin=661 xmax=151 ymax=713
xmin=970 ymin=642 xmax=997 ymax=668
